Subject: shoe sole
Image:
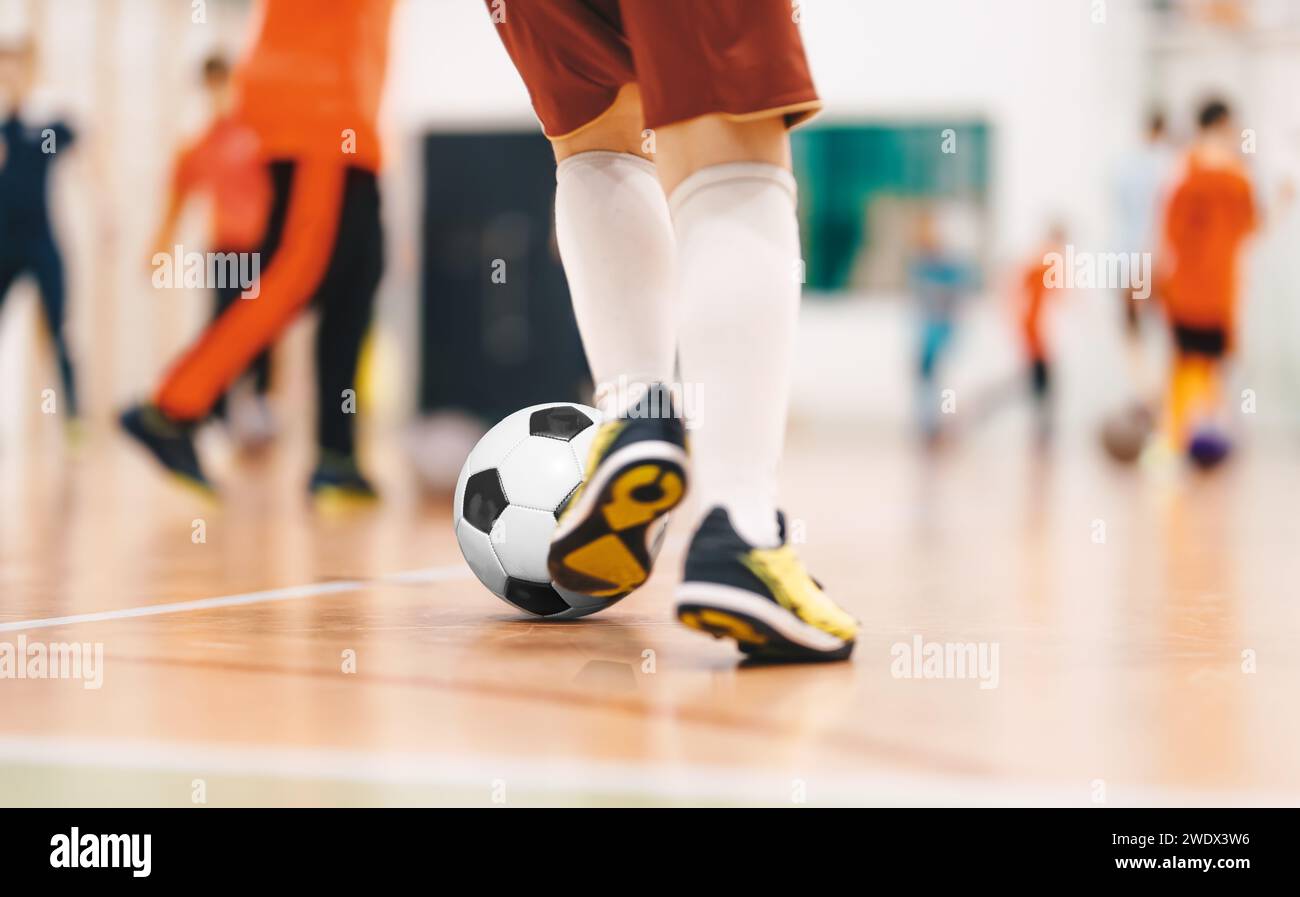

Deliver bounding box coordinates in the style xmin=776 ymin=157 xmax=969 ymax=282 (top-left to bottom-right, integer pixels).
xmin=548 ymin=441 xmax=688 ymax=598
xmin=674 ymin=583 xmax=854 ymax=662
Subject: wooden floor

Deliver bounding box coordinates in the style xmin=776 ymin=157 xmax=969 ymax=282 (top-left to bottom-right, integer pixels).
xmin=2 ymin=412 xmax=1299 ymax=807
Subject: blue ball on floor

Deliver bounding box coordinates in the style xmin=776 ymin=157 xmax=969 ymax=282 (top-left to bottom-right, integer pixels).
xmin=1188 ymin=428 xmax=1232 ymax=470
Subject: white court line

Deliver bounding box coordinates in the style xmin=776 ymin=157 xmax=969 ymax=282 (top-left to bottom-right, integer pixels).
xmin=0 ymin=735 xmax=1292 ymax=807
xmin=0 ymin=564 xmax=473 ymax=634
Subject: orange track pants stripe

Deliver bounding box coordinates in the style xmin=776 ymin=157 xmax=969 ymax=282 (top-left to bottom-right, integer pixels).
xmin=155 ymin=159 xmax=346 ymax=421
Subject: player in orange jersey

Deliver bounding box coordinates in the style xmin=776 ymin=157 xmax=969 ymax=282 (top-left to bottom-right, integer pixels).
xmin=122 ymin=0 xmax=394 ymax=503
xmin=1158 ymin=98 xmax=1256 ymax=453
xmin=1018 ymin=223 xmax=1067 ymax=442
xmin=149 ymin=54 xmax=276 ymax=449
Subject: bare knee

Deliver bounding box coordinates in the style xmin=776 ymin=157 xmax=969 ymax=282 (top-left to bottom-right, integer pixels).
xmin=552 ymin=83 xmax=653 ymax=163
xmin=652 ymin=115 xmax=791 ymax=195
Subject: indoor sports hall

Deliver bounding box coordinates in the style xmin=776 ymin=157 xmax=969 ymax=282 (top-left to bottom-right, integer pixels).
xmin=1 ymin=0 xmax=1298 ymax=807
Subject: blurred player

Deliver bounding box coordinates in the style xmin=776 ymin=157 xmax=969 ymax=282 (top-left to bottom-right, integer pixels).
xmin=486 ymin=0 xmax=857 ymax=661
xmin=1114 ymin=110 xmax=1172 ymax=341
xmin=121 ymin=0 xmax=394 ymax=503
xmin=1158 ymin=98 xmax=1255 ymax=453
xmin=908 ymin=209 xmax=976 ymax=443
xmin=1104 ymin=110 xmax=1173 ymax=439
xmin=1016 ymin=222 xmax=1067 ymax=443
xmin=149 ymin=54 xmax=276 ymax=451
xmin=0 ymin=38 xmax=79 ymax=435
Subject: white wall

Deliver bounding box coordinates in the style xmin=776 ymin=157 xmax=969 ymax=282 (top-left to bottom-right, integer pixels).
xmin=390 ymin=0 xmax=1151 ymax=257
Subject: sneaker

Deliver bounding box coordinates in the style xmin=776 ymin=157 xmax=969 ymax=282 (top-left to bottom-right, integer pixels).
xmin=675 ymin=508 xmax=857 ymax=662
xmin=119 ymin=403 xmax=214 ymax=496
xmin=309 ymin=451 xmax=379 ymax=509
xmin=547 ymin=384 xmax=688 ymax=598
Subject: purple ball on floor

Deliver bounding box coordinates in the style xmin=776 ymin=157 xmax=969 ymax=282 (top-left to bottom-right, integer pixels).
xmin=1188 ymin=428 xmax=1232 ymax=469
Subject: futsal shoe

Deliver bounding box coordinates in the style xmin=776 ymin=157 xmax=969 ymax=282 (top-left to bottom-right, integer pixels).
xmin=119 ymin=403 xmax=214 ymax=496
xmin=548 ymin=383 xmax=688 ymax=598
xmin=675 ymin=508 xmax=857 ymax=663
xmin=309 ymin=451 xmax=379 ymax=509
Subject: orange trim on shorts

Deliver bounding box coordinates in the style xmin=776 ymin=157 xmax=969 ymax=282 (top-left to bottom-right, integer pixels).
xmin=155 ymin=159 xmax=347 ymax=421
xmin=544 ymin=93 xmax=823 ymax=142
xmin=543 ymin=91 xmax=629 ymax=142
xmin=715 ymin=99 xmax=823 ymax=130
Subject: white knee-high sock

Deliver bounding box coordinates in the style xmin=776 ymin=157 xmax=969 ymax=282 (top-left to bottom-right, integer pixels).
xmin=671 ymin=162 xmax=801 ymax=548
xmin=554 ymin=151 xmax=677 ymax=417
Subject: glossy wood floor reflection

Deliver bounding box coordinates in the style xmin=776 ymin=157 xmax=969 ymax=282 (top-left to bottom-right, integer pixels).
xmin=2 ymin=414 xmax=1298 ymax=806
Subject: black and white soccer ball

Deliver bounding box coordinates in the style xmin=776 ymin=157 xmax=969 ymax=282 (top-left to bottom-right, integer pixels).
xmin=453 ymin=402 xmax=618 ymax=619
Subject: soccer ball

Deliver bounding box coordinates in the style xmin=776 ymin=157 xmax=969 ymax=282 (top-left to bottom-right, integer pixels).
xmin=453 ymin=402 xmax=629 ymax=619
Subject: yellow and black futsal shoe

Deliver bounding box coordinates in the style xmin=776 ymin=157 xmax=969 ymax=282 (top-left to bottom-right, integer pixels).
xmin=675 ymin=508 xmax=857 ymax=663
xmin=548 ymin=385 xmax=688 ymax=599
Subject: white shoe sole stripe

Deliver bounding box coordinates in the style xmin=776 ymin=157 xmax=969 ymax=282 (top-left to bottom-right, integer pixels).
xmin=674 ymin=582 xmax=848 ymax=653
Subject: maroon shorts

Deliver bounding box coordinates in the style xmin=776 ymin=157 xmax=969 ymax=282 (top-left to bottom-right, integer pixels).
xmin=485 ymin=0 xmax=821 ymax=139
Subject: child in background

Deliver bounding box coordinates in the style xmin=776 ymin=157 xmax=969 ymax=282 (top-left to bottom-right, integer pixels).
xmin=150 ymin=54 xmax=275 ymax=450
xmin=908 ymin=209 xmax=976 ymax=443
xmin=0 ymin=38 xmax=80 ymax=436
xmin=1016 ymin=222 xmax=1067 ymax=443
xmin=122 ymin=0 xmax=394 ymax=503
xmin=1158 ymin=98 xmax=1255 ymax=455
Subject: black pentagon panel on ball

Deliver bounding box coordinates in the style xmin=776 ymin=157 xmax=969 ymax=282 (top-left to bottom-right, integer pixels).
xmin=463 ymin=469 xmax=508 ymax=533
xmin=529 ymin=405 xmax=593 ymax=441
xmin=504 ymin=579 xmax=572 ymax=617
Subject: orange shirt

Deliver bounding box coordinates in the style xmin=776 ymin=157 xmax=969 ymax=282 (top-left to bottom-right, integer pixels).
xmin=172 ymin=115 xmax=271 ymax=252
xmin=1161 ymin=152 xmax=1255 ymax=330
xmin=233 ymin=0 xmax=395 ymax=171
xmin=1019 ymin=256 xmax=1053 ymax=361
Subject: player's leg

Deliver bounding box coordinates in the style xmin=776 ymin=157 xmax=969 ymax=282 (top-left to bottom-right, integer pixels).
xmin=1165 ymin=352 xmax=1204 ymax=449
xmin=0 ymin=250 xmax=21 ymax=338
xmin=29 ymin=238 xmax=78 ymax=422
xmin=544 ymin=84 xmax=688 ymax=597
xmin=207 ymin=281 xmax=240 ymax=422
xmin=1185 ymin=346 xmax=1232 ymax=465
xmin=1163 ymin=324 xmax=1223 ymax=450
xmin=210 ymin=274 xmax=274 ymax=398
xmin=624 ymin=0 xmax=856 ymax=660
xmin=228 ymin=166 xmax=294 ymax=450
xmin=1164 ymin=351 xmax=1188 ymax=449
xmin=655 ymin=114 xmax=794 ymax=545
xmin=0 ymin=254 xmax=22 ymax=420
xmin=917 ymin=318 xmax=951 ymax=441
xmin=552 ymin=83 xmax=677 ymax=416
xmin=309 ymin=167 xmax=384 ymax=506
xmin=120 ymin=159 xmax=346 ymax=492
xmin=659 ymin=114 xmax=856 ymax=661
xmin=210 ymin=277 xmax=277 ymax=451
xmin=1030 ymin=356 xmax=1053 ymax=442
xmin=487 ymin=3 xmax=684 ymax=598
